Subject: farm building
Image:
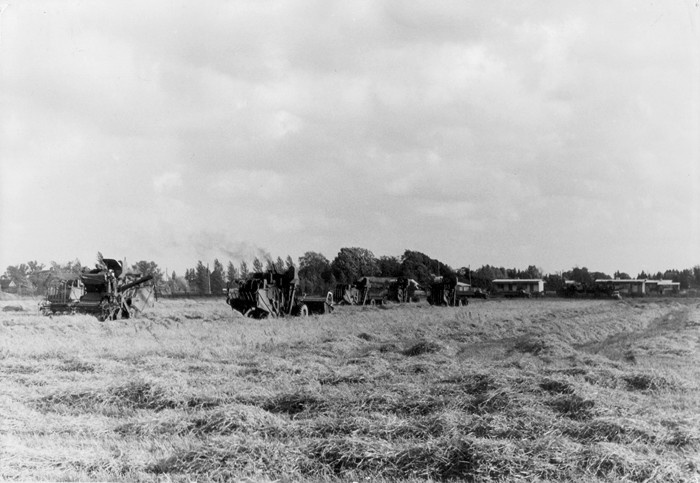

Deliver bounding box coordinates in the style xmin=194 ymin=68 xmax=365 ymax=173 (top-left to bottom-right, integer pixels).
xmin=595 ymin=279 xmax=646 ymax=296
xmin=644 ymin=280 xmax=680 ymax=295
xmin=492 ymin=279 xmax=544 ymax=296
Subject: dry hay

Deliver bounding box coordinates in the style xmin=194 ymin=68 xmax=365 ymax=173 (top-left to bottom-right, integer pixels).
xmin=3 ymin=297 xmax=699 ymax=481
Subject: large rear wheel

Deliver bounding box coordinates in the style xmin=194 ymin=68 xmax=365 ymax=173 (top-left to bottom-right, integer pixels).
xmin=298 ymin=304 xmax=309 ymax=317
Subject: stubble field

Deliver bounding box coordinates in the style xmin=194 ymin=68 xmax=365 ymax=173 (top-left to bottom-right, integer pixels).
xmin=1 ymin=296 xmax=699 ymax=482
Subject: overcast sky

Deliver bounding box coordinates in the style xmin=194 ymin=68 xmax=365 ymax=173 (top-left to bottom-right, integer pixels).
xmin=1 ymin=1 xmax=698 ymax=277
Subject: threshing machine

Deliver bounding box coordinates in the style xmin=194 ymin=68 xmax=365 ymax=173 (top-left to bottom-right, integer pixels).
xmin=428 ymin=276 xmax=470 ymax=307
xmin=39 ymin=258 xmax=155 ymax=320
xmin=390 ymin=277 xmax=427 ymax=303
xmin=226 ymin=266 xmax=333 ymax=319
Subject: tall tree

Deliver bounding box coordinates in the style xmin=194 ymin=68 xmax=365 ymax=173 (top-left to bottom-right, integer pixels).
xmin=170 ymin=271 xmax=189 ymax=292
xmin=226 ymin=261 xmax=238 ymax=284
xmin=523 ymin=265 xmax=543 ymax=279
xmin=400 ymin=250 xmax=453 ymax=287
xmin=563 ymin=267 xmax=593 ymax=286
xmin=131 ymin=260 xmax=164 ymax=284
xmin=378 ymin=256 xmax=401 ymax=277
xmin=210 ymin=259 xmax=225 ymax=294
xmin=252 ymin=257 xmax=263 ymax=273
xmin=331 ymin=247 xmax=379 ymax=283
xmin=275 ymin=256 xmax=285 ymax=272
xmin=299 ymin=251 xmax=334 ymax=294
xmin=285 ymin=255 xmax=295 ymax=269
xmin=195 ymin=261 xmax=209 ymax=294
xmin=239 ymin=261 xmax=249 ymax=280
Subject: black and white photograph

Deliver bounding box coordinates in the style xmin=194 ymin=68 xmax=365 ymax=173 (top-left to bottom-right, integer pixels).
xmin=1 ymin=1 xmax=699 ymax=481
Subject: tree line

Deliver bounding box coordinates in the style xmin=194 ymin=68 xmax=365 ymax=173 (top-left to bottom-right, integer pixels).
xmin=3 ymin=249 xmax=700 ymax=296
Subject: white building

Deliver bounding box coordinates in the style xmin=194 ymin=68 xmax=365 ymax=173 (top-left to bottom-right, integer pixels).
xmin=492 ymin=279 xmax=544 ymax=296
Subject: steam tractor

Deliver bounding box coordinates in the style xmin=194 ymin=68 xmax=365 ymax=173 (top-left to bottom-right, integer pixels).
xmin=428 ymin=276 xmax=470 ymax=307
xmin=226 ymin=266 xmax=333 ymax=318
xmin=40 ymin=258 xmax=155 ymax=320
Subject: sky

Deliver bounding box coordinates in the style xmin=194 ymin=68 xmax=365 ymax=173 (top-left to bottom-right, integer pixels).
xmin=1 ymin=1 xmax=699 ymax=277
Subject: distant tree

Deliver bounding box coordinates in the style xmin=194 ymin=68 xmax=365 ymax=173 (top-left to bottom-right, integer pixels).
xmin=543 ymin=273 xmax=564 ymax=293
xmin=239 ymin=261 xmax=249 ymax=280
xmin=400 ymin=250 xmax=453 ymax=287
xmin=275 ymin=256 xmax=285 ymax=272
xmin=614 ymin=271 xmax=631 ymax=280
xmin=331 ymin=247 xmax=379 ymax=284
xmin=184 ymin=268 xmax=196 ymax=289
xmin=563 ymin=267 xmax=593 ymax=286
xmin=195 ymin=261 xmax=209 ymax=294
xmin=131 ymin=260 xmax=164 ymax=284
xmin=50 ymin=259 xmax=82 ymax=275
xmin=4 ymin=264 xmax=29 ymax=290
xmin=226 ymin=261 xmax=238 ymax=284
xmin=170 ymin=271 xmax=189 ymax=292
xmin=285 ymin=255 xmax=295 ymax=269
xmin=23 ymin=260 xmax=47 ymax=292
xmin=299 ymin=251 xmax=334 ymax=294
xmin=27 ymin=260 xmax=45 ymax=273
xmin=679 ymin=269 xmax=694 ymax=289
xmin=210 ymin=259 xmax=225 ymax=294
xmin=252 ymin=257 xmax=263 ymax=273
xmin=523 ymin=265 xmax=543 ymax=279
xmin=378 ymin=256 xmax=401 ymax=277
xmin=473 ymin=265 xmax=498 ymax=281
xmin=590 ymin=271 xmax=611 ymax=281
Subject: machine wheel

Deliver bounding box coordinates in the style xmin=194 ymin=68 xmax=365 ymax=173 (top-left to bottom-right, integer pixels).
xmin=298 ymin=304 xmax=309 ymax=317
xmin=243 ymin=308 xmax=256 ymax=318
xmin=457 ymin=299 xmax=463 ymax=307
xmin=369 ymin=299 xmax=376 ymax=306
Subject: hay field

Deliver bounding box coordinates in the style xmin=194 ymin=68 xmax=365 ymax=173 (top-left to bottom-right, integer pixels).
xmin=1 ymin=297 xmax=699 ymax=481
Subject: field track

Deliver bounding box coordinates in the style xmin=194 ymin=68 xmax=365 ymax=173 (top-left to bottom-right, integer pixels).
xmin=2 ymin=297 xmax=699 ymax=481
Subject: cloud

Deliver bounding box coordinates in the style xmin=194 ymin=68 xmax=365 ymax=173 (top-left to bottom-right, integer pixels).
xmin=1 ymin=1 xmax=698 ymax=276
xmin=153 ymin=172 xmax=183 ymax=193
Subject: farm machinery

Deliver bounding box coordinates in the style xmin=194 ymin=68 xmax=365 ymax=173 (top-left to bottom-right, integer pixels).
xmin=39 ymin=258 xmax=155 ymax=320
xmin=428 ymin=276 xmax=470 ymax=307
xmin=334 ymin=277 xmax=395 ymax=305
xmin=226 ymin=266 xmax=333 ymax=318
xmin=334 ymin=277 xmax=427 ymax=305
xmin=391 ymin=277 xmax=427 ymax=303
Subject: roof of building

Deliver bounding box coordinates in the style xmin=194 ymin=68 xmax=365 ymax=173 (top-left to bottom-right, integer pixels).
xmin=595 ymin=279 xmax=646 ymax=283
xmin=492 ymin=279 xmax=544 ymax=283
